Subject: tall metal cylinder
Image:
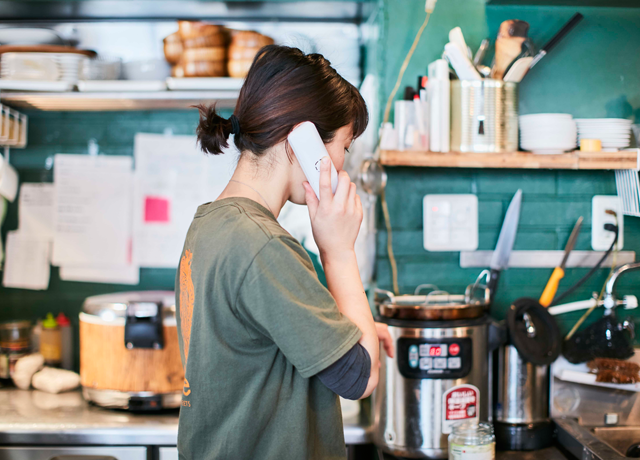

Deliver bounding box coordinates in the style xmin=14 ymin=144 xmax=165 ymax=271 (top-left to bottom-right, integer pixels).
xmin=450 ymin=80 xmax=518 ymax=153
xmin=495 ymin=344 xmax=549 ymax=424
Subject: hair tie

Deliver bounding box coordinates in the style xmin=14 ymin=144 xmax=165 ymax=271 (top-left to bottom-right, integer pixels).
xmin=229 ymin=115 xmax=240 ymax=135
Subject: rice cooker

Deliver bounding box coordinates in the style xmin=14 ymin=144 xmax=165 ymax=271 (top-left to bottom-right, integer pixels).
xmin=79 ymin=291 xmax=184 ymax=411
xmin=373 ymin=283 xmax=504 ymax=459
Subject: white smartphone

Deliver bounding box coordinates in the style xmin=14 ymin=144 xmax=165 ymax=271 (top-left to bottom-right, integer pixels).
xmin=287 ymin=121 xmax=338 ymax=199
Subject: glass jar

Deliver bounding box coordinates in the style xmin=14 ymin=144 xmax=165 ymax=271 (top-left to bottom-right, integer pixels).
xmin=0 ymin=320 xmax=32 ymax=379
xmin=449 ymin=421 xmax=495 ymax=460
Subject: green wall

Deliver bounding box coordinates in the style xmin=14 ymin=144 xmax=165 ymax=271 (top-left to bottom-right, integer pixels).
xmin=2 ymin=0 xmax=640 ymax=348
xmin=375 ymin=0 xmax=640 ymax=337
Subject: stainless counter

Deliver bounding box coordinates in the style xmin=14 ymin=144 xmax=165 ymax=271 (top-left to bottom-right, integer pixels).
xmin=0 ymin=388 xmax=371 ymax=446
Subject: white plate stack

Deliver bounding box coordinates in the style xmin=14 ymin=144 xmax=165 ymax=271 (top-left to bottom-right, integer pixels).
xmin=519 ymin=113 xmax=577 ymax=155
xmin=56 ymin=53 xmax=89 ymax=83
xmin=575 ymin=118 xmax=633 ymax=150
xmin=1 ymin=52 xmax=88 ymax=83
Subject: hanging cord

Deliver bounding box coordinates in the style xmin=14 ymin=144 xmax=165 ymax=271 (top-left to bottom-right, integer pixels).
xmin=551 ymin=220 xmax=619 ymax=306
xmin=378 ymin=3 xmax=436 ymax=295
xmin=565 ymin=215 xmax=619 ymax=340
xmin=381 ymin=188 xmax=399 ymax=295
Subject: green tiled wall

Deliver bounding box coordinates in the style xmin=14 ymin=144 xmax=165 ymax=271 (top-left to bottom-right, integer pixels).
xmin=375 ymin=0 xmax=640 ymax=337
xmin=375 ymin=168 xmax=640 ymax=335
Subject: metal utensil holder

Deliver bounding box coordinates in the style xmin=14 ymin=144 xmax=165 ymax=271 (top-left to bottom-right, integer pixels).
xmin=451 ymin=80 xmax=518 ymax=153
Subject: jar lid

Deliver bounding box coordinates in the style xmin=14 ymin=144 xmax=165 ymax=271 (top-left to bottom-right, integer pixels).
xmin=82 ymin=291 xmax=176 ymax=321
xmin=0 ymin=320 xmax=31 ymax=330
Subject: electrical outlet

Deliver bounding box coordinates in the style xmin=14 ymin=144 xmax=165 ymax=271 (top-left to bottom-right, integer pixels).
xmin=592 ymin=195 xmax=623 ymax=251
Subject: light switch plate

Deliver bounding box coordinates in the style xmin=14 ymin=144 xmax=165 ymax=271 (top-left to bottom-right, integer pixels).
xmin=424 ymin=194 xmax=478 ymax=252
xmin=592 ymin=195 xmax=623 ymax=251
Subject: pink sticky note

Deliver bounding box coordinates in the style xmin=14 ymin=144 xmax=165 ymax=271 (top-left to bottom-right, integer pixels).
xmin=144 ymin=196 xmax=170 ymax=223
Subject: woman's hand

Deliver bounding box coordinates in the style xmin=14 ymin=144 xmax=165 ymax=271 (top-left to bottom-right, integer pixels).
xmin=376 ymin=323 xmax=394 ymax=358
xmin=303 ymin=157 xmax=363 ymax=262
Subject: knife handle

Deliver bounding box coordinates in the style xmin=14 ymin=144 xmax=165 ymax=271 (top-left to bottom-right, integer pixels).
xmin=487 ymin=269 xmax=501 ymax=302
xmin=539 ymin=267 xmax=565 ymax=307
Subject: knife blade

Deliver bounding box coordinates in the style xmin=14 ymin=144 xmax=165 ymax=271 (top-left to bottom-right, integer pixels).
xmin=487 ymin=189 xmax=522 ymax=300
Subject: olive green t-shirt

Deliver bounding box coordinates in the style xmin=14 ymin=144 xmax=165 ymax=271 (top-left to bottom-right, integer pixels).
xmin=175 ymin=197 xmax=362 ymax=460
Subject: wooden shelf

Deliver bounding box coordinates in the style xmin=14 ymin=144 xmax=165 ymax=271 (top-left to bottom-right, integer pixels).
xmin=0 ymin=90 xmax=239 ymax=112
xmin=380 ymin=150 xmax=639 ymax=170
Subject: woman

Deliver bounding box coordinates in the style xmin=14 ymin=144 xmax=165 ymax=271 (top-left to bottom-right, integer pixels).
xmin=175 ymin=45 xmax=392 ymax=460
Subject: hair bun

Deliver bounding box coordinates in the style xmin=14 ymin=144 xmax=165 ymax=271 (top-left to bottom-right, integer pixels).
xmin=194 ymin=104 xmax=233 ymax=155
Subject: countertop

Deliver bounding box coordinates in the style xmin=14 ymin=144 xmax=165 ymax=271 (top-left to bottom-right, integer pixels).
xmin=0 ymin=388 xmax=577 ymax=459
xmin=0 ymin=388 xmax=370 ymax=446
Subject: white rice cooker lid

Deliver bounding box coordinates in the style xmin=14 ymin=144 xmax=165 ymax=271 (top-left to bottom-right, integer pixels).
xmin=81 ymin=291 xmax=176 ymax=325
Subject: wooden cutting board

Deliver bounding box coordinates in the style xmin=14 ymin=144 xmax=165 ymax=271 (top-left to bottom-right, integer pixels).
xmin=0 ymin=45 xmax=97 ymax=57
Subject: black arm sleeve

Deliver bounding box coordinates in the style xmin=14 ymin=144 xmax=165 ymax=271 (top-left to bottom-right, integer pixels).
xmin=315 ymin=342 xmax=371 ymax=400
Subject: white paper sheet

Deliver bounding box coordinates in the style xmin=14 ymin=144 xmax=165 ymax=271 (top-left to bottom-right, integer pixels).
xmin=52 ymin=154 xmax=133 ymax=267
xmin=133 ymin=133 xmax=237 ymax=268
xmin=2 ymin=231 xmax=51 ymax=290
xmin=19 ymin=183 xmax=55 ymax=240
xmin=60 ymin=265 xmax=139 ymax=285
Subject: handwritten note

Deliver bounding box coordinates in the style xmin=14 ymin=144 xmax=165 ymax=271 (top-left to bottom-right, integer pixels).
xmin=2 ymin=231 xmax=51 ymax=290
xmin=52 ymin=154 xmax=133 ymax=267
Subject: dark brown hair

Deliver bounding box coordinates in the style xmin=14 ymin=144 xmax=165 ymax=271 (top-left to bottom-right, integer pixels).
xmin=195 ymin=45 xmax=368 ymax=156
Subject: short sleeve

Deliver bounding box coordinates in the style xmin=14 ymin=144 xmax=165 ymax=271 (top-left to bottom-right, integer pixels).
xmin=236 ymin=236 xmax=362 ymax=378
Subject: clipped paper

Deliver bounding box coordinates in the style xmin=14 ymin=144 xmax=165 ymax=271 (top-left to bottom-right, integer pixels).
xmin=52 ymin=154 xmax=133 ymax=267
xmin=60 ymin=265 xmax=139 ymax=285
xmin=19 ymin=183 xmax=54 ymax=240
xmin=2 ymin=231 xmax=51 ymax=290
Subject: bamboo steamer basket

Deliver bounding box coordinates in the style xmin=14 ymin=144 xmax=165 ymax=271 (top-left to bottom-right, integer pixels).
xmin=79 ymin=291 xmax=184 ymax=410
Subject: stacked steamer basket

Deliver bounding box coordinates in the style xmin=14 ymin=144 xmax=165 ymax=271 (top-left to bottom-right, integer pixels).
xmin=227 ymin=31 xmax=274 ymax=78
xmin=173 ymin=22 xmax=229 ymax=77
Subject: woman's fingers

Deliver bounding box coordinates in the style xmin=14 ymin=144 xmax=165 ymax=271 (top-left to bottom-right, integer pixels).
xmin=318 ymin=157 xmax=333 ymax=204
xmin=332 ymin=170 xmax=351 ymax=208
xmin=375 ymin=322 xmax=395 ymax=358
xmin=347 ymin=182 xmax=357 ymax=214
xmin=303 ymin=182 xmax=319 ymax=218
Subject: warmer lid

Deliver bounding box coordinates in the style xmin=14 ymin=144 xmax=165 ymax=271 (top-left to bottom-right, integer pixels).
xmin=375 ymin=276 xmax=490 ymax=322
xmin=507 ymin=297 xmax=561 ymax=366
xmin=82 ymin=291 xmax=176 ymax=321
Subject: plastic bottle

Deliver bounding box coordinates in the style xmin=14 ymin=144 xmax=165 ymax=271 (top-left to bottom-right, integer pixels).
xmin=40 ymin=313 xmax=61 ymax=367
xmin=56 ymin=313 xmax=73 ymax=370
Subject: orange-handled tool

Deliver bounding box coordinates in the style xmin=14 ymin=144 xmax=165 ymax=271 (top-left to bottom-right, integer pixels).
xmin=539 ymin=216 xmax=583 ymax=307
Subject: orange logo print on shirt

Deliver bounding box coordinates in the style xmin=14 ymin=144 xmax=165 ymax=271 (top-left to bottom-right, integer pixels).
xmin=179 ymin=249 xmax=195 ymax=365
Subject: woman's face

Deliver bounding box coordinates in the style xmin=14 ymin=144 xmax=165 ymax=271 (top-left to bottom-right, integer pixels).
xmin=288 ymin=124 xmax=354 ymax=205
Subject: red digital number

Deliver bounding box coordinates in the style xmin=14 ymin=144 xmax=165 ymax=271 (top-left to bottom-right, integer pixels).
xmin=430 ymin=346 xmax=441 ymax=356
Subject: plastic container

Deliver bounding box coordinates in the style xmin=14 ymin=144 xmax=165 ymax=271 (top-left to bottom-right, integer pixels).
xmin=56 ymin=313 xmax=73 ymax=370
xmin=449 ymin=422 xmax=495 ymax=460
xmin=451 ymin=80 xmax=518 ymax=153
xmin=40 ymin=313 xmax=61 ymax=367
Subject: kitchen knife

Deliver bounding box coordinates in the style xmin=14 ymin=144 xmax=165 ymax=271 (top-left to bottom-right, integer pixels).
xmin=487 ymin=189 xmax=522 ymax=301
xmin=539 ymin=216 xmax=583 ymax=307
